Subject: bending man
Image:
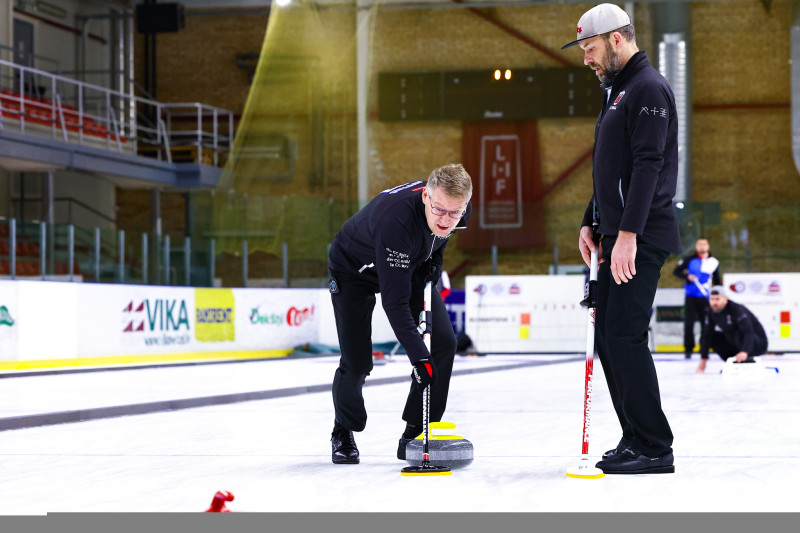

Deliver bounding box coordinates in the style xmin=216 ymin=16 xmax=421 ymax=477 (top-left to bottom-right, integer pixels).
xmin=327 ymin=164 xmax=472 ymax=464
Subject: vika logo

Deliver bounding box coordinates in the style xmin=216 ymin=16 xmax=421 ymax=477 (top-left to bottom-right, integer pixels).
xmin=123 ymin=299 xmax=190 ymax=332
xmin=613 ymin=90 xmax=626 ymax=105
xmin=123 ymin=300 xmax=145 ymax=332
xmin=577 ymin=26 xmax=582 ymax=34
xmin=0 ymin=305 xmax=14 ymax=326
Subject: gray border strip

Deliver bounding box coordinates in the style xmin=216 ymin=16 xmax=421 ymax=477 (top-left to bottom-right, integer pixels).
xmin=0 ymin=357 xmax=581 ymax=432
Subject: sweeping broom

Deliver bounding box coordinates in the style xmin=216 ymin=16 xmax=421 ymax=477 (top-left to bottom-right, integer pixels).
xmin=401 ymin=281 xmax=451 ymax=477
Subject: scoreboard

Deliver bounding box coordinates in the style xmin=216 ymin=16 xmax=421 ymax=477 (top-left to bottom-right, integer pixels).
xmin=378 ymin=67 xmax=601 ymax=121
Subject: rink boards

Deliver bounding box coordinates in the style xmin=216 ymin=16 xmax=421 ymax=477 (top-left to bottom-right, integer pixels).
xmin=1 ymin=272 xmax=799 ymax=366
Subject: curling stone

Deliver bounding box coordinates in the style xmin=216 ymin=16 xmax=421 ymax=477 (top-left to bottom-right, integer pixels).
xmin=721 ymin=356 xmax=778 ymax=377
xmin=405 ymin=421 xmax=474 ymax=469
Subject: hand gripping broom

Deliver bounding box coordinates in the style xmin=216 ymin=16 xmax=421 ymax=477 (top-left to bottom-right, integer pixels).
xmin=566 ymin=231 xmax=605 ymax=480
xmin=401 ymin=281 xmax=452 ymax=477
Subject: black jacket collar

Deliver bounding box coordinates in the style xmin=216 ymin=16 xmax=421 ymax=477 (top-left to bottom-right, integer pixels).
xmin=600 ymin=50 xmax=649 ymax=93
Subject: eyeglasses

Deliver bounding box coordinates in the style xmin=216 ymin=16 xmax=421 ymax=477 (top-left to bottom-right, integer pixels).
xmin=429 ymin=202 xmax=465 ymax=220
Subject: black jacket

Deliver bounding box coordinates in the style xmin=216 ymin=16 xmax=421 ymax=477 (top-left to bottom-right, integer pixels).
xmin=582 ymin=51 xmax=681 ymax=254
xmin=700 ymin=300 xmax=768 ymax=359
xmin=328 ymin=181 xmax=471 ymax=363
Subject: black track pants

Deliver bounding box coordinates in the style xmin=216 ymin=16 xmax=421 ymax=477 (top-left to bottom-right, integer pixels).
xmin=705 ymin=331 xmax=767 ymax=361
xmin=330 ymin=272 xmax=456 ymax=432
xmin=683 ymin=296 xmax=709 ymax=355
xmin=595 ymin=236 xmax=674 ymax=457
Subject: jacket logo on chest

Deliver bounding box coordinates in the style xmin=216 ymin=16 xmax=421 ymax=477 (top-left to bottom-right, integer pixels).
xmin=613 ymin=90 xmax=625 ymax=105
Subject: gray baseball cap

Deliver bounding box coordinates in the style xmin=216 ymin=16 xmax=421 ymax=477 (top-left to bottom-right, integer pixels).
xmin=561 ymin=3 xmax=632 ymax=50
xmin=710 ymin=286 xmax=727 ymax=297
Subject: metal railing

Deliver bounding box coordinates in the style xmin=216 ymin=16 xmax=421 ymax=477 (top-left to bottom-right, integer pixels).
xmin=0 ymin=59 xmax=233 ymax=166
xmin=0 ymin=218 xmax=293 ymax=287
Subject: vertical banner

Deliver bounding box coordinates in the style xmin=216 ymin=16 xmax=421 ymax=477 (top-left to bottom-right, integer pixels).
xmin=458 ymin=121 xmax=545 ymax=249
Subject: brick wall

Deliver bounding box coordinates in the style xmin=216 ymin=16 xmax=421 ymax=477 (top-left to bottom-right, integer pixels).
xmin=119 ymin=1 xmax=798 ymax=286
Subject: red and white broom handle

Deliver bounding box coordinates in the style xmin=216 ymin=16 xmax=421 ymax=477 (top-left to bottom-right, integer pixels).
xmin=580 ymin=248 xmax=598 ymax=456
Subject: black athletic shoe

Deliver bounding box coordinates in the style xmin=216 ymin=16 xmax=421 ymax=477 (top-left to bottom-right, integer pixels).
xmin=597 ymin=447 xmax=674 ymax=475
xmin=397 ymin=436 xmax=416 ymax=460
xmin=602 ymin=442 xmax=630 ymax=459
xmin=397 ymin=424 xmax=422 ymax=460
xmin=331 ymin=428 xmax=359 ymax=464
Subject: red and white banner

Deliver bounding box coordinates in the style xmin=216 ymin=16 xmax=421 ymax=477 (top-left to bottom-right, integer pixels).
xmin=458 ymin=121 xmax=545 ymax=249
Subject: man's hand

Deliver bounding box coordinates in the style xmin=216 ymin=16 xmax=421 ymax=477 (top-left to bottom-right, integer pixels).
xmin=411 ymin=357 xmax=437 ymax=394
xmin=687 ymin=274 xmax=697 ymax=283
xmin=695 ymin=359 xmax=707 ymax=374
xmin=425 ymin=263 xmax=442 ymax=286
xmin=579 ymin=226 xmax=596 ymax=267
xmin=610 ymin=230 xmax=637 ymax=284
xmin=734 ymin=351 xmax=749 ymax=363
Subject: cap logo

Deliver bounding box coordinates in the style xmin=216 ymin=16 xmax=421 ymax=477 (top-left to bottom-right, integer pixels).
xmin=577 ymin=26 xmax=582 ymax=34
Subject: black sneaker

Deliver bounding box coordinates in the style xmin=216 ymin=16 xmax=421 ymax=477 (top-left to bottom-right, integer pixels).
xmin=397 ymin=424 xmax=422 ymax=460
xmin=397 ymin=436 xmax=415 ymax=460
xmin=331 ymin=427 xmax=359 ymax=464
xmin=598 ymin=447 xmax=675 ymax=475
xmin=601 ymin=443 xmax=630 ymax=460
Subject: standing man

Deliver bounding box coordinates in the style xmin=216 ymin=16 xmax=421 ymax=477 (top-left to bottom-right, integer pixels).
xmin=327 ymin=164 xmax=472 ymax=464
xmin=695 ymin=286 xmax=768 ymax=374
xmin=673 ymin=238 xmax=721 ymax=358
xmin=564 ymin=4 xmax=681 ymax=474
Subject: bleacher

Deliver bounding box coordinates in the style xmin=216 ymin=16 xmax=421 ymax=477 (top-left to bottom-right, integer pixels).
xmin=0 ymin=223 xmax=81 ymax=278
xmin=0 ymin=89 xmax=127 ymax=143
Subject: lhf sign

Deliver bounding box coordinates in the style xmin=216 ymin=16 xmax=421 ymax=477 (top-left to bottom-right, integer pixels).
xmin=479 ymin=135 xmax=523 ymax=229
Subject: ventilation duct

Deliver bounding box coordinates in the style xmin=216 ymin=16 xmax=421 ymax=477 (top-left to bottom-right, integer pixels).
xmin=652 ymin=3 xmax=691 ymax=205
xmin=791 ymin=5 xmax=800 ymax=177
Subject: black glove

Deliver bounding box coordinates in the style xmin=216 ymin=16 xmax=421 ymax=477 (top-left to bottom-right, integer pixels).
xmin=411 ymin=357 xmax=437 ymax=393
xmin=425 ymin=263 xmax=442 ymax=285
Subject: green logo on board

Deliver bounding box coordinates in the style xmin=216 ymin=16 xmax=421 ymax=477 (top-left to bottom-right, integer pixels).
xmin=0 ymin=305 xmax=14 ymax=326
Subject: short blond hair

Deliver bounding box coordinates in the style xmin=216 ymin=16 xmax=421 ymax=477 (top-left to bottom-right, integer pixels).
xmin=426 ymin=163 xmax=473 ymax=201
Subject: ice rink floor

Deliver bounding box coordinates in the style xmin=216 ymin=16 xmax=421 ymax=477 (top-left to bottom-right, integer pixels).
xmin=0 ymin=351 xmax=798 ymax=515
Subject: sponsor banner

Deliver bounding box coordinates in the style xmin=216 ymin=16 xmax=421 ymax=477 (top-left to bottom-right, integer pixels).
xmin=195 ymin=288 xmax=235 ymax=343
xmin=317 ymin=292 xmax=398 ymax=347
xmin=233 ymin=288 xmax=322 ymax=350
xmin=723 ymin=273 xmax=800 ymax=352
xmin=76 ymin=284 xmax=195 ymax=356
xmin=17 ymin=281 xmax=79 ymax=359
xmin=0 ymin=281 xmax=19 ymax=360
xmin=465 ymin=275 xmax=585 ymax=353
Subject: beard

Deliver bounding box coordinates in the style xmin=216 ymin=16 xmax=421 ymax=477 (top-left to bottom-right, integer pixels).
xmin=594 ymin=40 xmax=625 ymax=84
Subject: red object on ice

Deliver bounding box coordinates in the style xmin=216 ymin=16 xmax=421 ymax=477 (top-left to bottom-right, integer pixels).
xmin=372 ymin=351 xmax=384 ymax=359
xmin=206 ymin=490 xmax=235 ymax=512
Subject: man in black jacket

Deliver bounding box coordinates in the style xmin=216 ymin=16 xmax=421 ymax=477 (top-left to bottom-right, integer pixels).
xmin=327 ymin=163 xmax=472 ymax=464
xmin=563 ymin=4 xmax=681 ymax=474
xmin=695 ymin=286 xmax=768 ymax=374
xmin=673 ymin=238 xmax=722 ymax=359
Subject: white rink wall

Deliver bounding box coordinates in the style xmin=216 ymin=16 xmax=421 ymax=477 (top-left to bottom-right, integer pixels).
xmin=1 ymin=273 xmax=799 ymax=363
